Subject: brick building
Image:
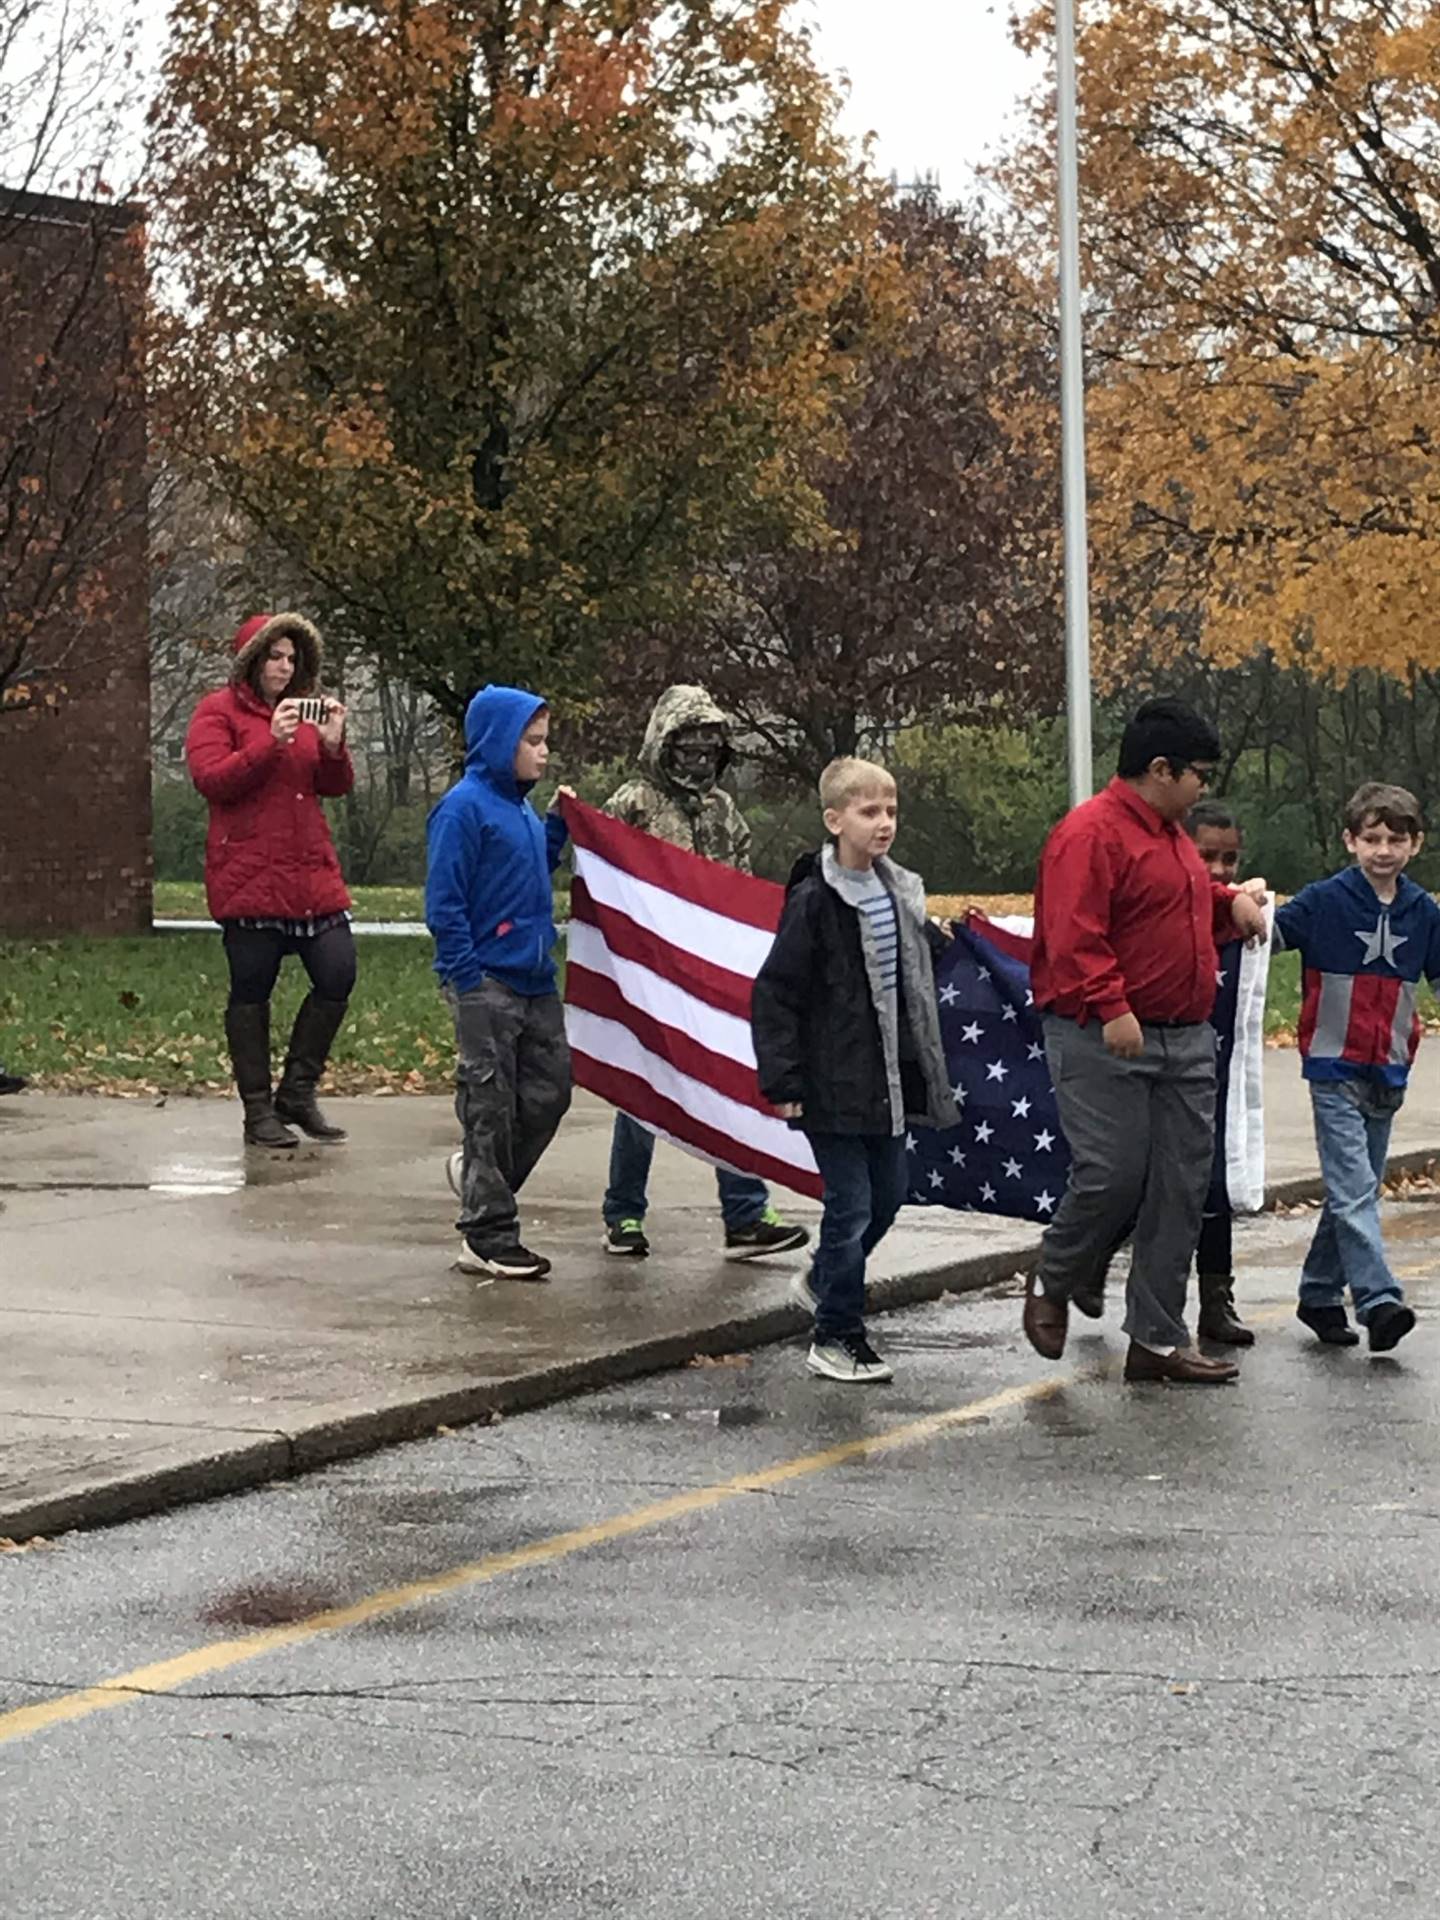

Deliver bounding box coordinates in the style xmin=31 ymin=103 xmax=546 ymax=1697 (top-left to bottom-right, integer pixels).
xmin=0 ymin=189 xmax=150 ymax=935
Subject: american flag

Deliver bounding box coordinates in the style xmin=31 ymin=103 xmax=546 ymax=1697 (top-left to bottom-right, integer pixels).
xmin=903 ymin=915 xmax=1069 ymax=1223
xmin=561 ymin=800 xmax=1269 ymax=1219
xmin=561 ymin=797 xmax=823 ymax=1199
xmin=905 ymin=912 xmax=1271 ymax=1220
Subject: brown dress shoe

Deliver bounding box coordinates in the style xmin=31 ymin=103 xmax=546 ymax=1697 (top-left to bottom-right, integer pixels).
xmin=1124 ymin=1342 xmax=1239 ymax=1385
xmin=1022 ymin=1278 xmax=1068 ymax=1360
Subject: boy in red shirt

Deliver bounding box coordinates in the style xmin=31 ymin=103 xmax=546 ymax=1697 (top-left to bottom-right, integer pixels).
xmin=1022 ymin=699 xmax=1267 ymax=1384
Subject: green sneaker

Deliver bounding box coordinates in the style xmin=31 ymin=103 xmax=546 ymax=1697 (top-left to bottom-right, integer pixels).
xmin=605 ymin=1217 xmax=650 ymax=1258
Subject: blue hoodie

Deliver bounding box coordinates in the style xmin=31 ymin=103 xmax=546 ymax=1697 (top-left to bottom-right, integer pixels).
xmin=425 ymin=685 xmax=569 ymax=996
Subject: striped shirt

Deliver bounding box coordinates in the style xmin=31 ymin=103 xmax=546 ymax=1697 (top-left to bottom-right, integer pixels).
xmin=834 ymin=864 xmax=899 ymax=1002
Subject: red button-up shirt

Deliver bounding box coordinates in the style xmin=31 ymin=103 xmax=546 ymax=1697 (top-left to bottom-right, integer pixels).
xmin=1032 ymin=779 xmax=1235 ymax=1026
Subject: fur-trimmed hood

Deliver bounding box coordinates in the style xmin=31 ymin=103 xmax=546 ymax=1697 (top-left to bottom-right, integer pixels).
xmin=637 ymin=684 xmax=735 ymax=796
xmin=229 ymin=613 xmax=323 ymax=695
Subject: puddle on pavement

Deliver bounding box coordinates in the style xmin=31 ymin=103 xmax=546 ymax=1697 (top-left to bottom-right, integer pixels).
xmin=584 ymin=1403 xmax=772 ymax=1429
xmin=0 ymin=1156 xmax=327 ymax=1198
xmin=881 ymin=1330 xmax=1005 ymax=1352
xmin=200 ymin=1579 xmax=344 ymax=1628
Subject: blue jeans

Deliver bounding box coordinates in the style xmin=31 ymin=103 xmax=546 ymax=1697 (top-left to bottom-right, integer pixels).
xmin=603 ymin=1112 xmax=768 ymax=1230
xmin=806 ymin=1132 xmax=908 ymax=1343
xmin=1300 ymin=1082 xmax=1405 ymax=1323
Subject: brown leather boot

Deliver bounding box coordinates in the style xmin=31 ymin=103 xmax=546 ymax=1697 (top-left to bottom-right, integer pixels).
xmin=1197 ymin=1273 xmax=1254 ymax=1346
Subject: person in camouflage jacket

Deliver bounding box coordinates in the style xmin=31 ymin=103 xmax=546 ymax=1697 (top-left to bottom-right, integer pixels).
xmin=600 ymin=684 xmax=810 ymax=1264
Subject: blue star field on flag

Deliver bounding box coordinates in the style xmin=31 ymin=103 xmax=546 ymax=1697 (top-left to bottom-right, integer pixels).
xmin=906 ymin=919 xmax=1244 ymax=1223
xmin=905 ymin=918 xmax=1070 ymax=1224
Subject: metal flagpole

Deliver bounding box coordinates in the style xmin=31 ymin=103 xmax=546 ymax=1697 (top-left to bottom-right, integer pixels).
xmin=1054 ymin=0 xmax=1093 ymax=805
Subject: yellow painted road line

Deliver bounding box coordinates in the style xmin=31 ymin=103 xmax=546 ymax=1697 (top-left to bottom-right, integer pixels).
xmin=0 ymin=1373 xmax=1068 ymax=1751
xmin=0 ymin=1287 xmax=1409 ymax=1752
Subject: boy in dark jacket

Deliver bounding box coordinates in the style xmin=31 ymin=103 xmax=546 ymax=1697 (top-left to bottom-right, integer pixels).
xmin=751 ymin=757 xmax=958 ymax=1383
xmin=426 ymin=686 xmax=572 ymax=1282
xmin=1275 ymin=782 xmax=1440 ymax=1353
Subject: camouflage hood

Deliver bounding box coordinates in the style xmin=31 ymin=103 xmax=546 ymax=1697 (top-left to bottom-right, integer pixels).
xmin=637 ymin=684 xmax=735 ymax=798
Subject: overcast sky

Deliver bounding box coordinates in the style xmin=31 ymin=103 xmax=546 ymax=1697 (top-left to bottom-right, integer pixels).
xmin=803 ymin=1 xmax=1043 ymax=192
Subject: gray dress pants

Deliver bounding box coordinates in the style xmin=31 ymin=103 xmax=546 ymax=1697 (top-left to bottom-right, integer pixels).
xmin=1039 ymin=1015 xmax=1216 ymax=1350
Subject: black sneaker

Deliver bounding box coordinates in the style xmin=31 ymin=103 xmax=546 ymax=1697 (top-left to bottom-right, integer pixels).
xmin=604 ymin=1218 xmax=650 ymax=1258
xmin=1297 ymin=1303 xmax=1360 ymax=1347
xmin=724 ymin=1207 xmax=810 ymax=1261
xmin=457 ymin=1241 xmax=551 ymax=1281
xmin=0 ymin=1070 xmax=26 ymax=1096
xmin=1367 ymin=1302 xmax=1417 ymax=1353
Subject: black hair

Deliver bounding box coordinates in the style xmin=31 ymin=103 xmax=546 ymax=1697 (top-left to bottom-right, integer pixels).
xmin=1116 ymin=698 xmax=1221 ymax=780
xmin=1186 ymin=798 xmax=1239 ymax=839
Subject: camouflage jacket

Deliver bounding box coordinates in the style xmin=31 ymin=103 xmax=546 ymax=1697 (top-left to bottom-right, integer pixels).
xmin=603 ymin=684 xmax=752 ymax=872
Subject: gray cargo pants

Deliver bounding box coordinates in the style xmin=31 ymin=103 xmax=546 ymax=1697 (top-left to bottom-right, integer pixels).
xmin=445 ymin=980 xmax=572 ymax=1253
xmin=1039 ymin=1015 xmax=1216 ymax=1350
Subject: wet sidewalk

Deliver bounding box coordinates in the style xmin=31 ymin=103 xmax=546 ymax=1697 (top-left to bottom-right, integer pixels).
xmin=3 ymin=1065 xmax=1437 ymax=1538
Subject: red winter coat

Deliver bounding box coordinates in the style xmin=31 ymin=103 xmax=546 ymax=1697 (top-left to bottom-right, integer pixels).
xmin=185 ymin=614 xmax=355 ymax=922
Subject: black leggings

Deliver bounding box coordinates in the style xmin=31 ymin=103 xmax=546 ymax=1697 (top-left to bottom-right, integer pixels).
xmin=222 ymin=922 xmax=357 ymax=1007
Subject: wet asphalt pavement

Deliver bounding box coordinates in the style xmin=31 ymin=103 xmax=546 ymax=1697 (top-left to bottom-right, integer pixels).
xmin=4 ymin=1200 xmax=1439 ymax=1920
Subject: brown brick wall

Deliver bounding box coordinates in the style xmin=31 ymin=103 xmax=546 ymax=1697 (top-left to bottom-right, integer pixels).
xmin=0 ymin=193 xmax=151 ymax=936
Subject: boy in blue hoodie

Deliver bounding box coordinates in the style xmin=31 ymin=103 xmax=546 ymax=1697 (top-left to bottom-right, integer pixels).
xmin=1274 ymin=782 xmax=1440 ymax=1353
xmin=426 ymin=686 xmax=572 ymax=1281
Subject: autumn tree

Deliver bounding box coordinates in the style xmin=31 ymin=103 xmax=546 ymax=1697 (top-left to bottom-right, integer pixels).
xmin=1006 ymin=0 xmax=1440 ymax=684
xmin=593 ymin=190 xmax=1064 ymax=782
xmin=0 ymin=0 xmax=148 ymax=717
xmin=150 ymin=0 xmax=896 ymax=723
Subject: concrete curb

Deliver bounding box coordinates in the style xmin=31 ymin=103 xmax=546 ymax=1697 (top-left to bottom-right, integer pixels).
xmin=7 ymin=1151 xmax=1439 ymax=1542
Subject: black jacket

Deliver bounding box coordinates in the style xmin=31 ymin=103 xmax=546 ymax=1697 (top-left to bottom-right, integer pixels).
xmin=751 ymin=849 xmax=952 ymax=1136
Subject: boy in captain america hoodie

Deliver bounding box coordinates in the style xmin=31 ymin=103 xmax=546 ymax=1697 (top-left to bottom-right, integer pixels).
xmin=426 ymin=686 xmax=573 ymax=1283
xmin=1274 ymin=782 xmax=1440 ymax=1353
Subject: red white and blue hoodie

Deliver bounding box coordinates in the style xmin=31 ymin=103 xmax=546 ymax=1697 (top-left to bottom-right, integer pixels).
xmin=1273 ymin=867 xmax=1440 ymax=1087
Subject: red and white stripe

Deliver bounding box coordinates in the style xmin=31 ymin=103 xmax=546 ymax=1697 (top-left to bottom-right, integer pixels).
xmin=561 ymin=798 xmax=822 ymax=1199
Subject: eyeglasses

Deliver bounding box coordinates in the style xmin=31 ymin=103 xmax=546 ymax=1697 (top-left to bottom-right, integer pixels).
xmin=1171 ymin=761 xmax=1216 ymax=788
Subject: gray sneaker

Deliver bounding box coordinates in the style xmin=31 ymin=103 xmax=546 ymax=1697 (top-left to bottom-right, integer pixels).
xmin=446 ymin=1149 xmax=464 ymax=1198
xmin=806 ymin=1333 xmax=893 ymax=1384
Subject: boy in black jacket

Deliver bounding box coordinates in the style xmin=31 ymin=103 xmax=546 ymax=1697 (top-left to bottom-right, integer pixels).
xmin=751 ymin=758 xmax=958 ymax=1383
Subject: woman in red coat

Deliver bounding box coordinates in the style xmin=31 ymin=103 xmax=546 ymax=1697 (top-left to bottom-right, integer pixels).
xmin=186 ymin=613 xmax=357 ymax=1148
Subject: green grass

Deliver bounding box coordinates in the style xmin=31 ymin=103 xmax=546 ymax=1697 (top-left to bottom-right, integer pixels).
xmin=1 ymin=936 xmax=1429 ymax=1095
xmin=152 ymin=881 xmax=427 ymax=922
xmin=0 ymin=932 xmax=463 ymax=1092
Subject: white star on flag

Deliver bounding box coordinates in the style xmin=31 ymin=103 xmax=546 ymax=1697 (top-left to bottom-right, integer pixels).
xmin=961 ymin=1022 xmax=984 ymax=1044
xmin=1002 ymin=1004 xmax=1018 ymax=1023
xmin=1003 ymin=1157 xmax=1023 ymax=1179
xmin=1035 ymin=1190 xmax=1056 ymax=1214
xmin=928 ymin=1168 xmax=944 ymax=1189
xmin=905 ymin=1132 xmax=917 ymax=1152
xmin=977 ymin=966 xmax=991 ymax=982
xmin=1034 ymin=1129 xmax=1056 ymax=1152
xmin=974 ymin=1120 xmax=994 ymax=1143
xmin=952 ymin=1083 xmax=968 ymax=1105
xmin=985 ymin=1061 xmax=1009 ymax=1083
xmin=939 ymin=982 xmax=960 ymax=1006
xmin=1027 ymin=1043 xmax=1044 ymax=1062
xmin=949 ymin=1146 xmax=967 ymax=1166
xmin=980 ymin=1182 xmax=997 ymax=1203
xmin=1012 ymin=1096 xmax=1032 ymax=1119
